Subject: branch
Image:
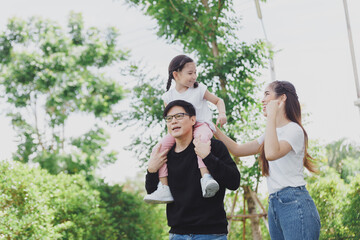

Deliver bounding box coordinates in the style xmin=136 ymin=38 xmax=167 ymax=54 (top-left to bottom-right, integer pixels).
xmin=217 ymin=0 xmax=225 ymax=22
xmin=32 ymin=94 xmax=45 ymax=151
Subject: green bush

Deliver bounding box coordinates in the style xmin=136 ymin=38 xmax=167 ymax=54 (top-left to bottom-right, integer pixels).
xmin=95 ymin=182 xmax=168 ymax=240
xmin=0 ymin=160 xmax=107 ymax=239
xmin=0 ymin=161 xmax=167 ymax=239
xmin=343 ymin=174 xmax=360 ymax=238
xmin=307 ymin=168 xmax=351 ymax=239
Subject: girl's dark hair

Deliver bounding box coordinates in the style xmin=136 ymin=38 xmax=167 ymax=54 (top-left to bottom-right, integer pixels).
xmin=166 ymin=55 xmax=199 ymax=91
xmin=259 ymin=80 xmax=318 ymax=176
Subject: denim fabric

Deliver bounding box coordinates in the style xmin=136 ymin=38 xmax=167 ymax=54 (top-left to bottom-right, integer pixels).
xmin=268 ymin=185 xmax=321 ymax=240
xmin=169 ymin=233 xmax=227 ymax=240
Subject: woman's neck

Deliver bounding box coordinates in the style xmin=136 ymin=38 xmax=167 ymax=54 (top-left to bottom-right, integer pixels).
xmin=275 ymin=113 xmax=291 ymax=128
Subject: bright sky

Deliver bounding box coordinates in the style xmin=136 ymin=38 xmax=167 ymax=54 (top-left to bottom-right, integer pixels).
xmin=0 ymin=0 xmax=359 ymax=184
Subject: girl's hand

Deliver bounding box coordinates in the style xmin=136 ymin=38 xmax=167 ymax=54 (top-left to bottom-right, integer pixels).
xmin=193 ymin=137 xmax=211 ymax=159
xmin=216 ymin=113 xmax=227 ymax=128
xmin=147 ymin=143 xmax=169 ymax=173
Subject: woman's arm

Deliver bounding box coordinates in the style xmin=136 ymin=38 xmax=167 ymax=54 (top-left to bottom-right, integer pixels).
xmin=214 ymin=126 xmax=260 ymax=157
xmin=264 ymin=100 xmax=292 ymax=160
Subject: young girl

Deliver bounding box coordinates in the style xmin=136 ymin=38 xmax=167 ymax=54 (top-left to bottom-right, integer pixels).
xmin=144 ymin=55 xmax=227 ymax=204
xmin=214 ymin=81 xmax=321 ymax=239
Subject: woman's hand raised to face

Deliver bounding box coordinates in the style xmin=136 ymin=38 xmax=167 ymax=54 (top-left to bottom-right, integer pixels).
xmin=266 ymin=100 xmax=284 ymax=117
xmin=147 ymin=143 xmax=170 ymax=173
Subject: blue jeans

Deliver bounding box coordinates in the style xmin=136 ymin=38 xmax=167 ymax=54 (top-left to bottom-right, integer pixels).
xmin=268 ymin=185 xmax=321 ymax=240
xmin=169 ymin=233 xmax=227 ymax=240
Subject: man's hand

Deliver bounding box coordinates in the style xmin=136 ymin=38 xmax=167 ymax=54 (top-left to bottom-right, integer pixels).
xmin=148 ymin=143 xmax=170 ymax=173
xmin=193 ymin=137 xmax=211 ymax=159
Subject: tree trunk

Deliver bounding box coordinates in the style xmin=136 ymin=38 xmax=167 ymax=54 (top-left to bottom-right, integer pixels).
xmin=243 ymin=185 xmax=262 ymax=240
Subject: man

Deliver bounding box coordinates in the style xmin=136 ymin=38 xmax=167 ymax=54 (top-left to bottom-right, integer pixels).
xmin=145 ymin=100 xmax=240 ymax=240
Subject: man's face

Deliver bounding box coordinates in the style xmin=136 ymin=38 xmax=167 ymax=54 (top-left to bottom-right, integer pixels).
xmin=165 ymin=106 xmax=196 ymax=139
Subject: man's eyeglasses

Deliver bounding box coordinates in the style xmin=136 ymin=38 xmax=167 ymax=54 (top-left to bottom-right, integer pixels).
xmin=164 ymin=113 xmax=190 ymax=123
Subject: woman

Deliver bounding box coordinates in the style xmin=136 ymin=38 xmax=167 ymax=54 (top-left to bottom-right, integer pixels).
xmin=215 ymin=80 xmax=321 ymax=240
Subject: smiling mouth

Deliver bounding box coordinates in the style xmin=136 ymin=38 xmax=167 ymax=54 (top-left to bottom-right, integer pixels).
xmin=172 ymin=126 xmax=181 ymax=131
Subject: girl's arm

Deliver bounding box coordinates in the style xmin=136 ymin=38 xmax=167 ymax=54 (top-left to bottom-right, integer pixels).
xmin=203 ymin=90 xmax=227 ymax=127
xmin=214 ymin=126 xmax=261 ymax=157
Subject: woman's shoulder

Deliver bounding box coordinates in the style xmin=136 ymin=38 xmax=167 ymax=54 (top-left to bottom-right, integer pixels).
xmin=286 ymin=121 xmax=302 ymax=130
xmin=282 ymin=122 xmax=304 ymax=136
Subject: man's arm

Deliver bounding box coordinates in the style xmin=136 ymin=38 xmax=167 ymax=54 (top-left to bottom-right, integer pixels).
xmin=195 ymin=139 xmax=240 ymax=190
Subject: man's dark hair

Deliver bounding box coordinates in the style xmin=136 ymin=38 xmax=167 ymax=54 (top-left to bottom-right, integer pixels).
xmin=163 ymin=100 xmax=196 ymax=118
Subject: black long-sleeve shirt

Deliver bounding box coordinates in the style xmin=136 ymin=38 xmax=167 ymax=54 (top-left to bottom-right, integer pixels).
xmin=145 ymin=139 xmax=240 ymax=234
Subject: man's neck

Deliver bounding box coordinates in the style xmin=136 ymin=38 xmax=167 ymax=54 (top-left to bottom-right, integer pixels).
xmin=174 ymin=134 xmax=193 ymax=153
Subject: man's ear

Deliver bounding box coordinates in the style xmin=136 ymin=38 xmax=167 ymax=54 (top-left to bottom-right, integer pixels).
xmin=191 ymin=115 xmax=196 ymax=126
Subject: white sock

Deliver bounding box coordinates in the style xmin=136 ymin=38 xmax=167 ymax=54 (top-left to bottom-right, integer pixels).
xmin=203 ymin=173 xmax=211 ymax=179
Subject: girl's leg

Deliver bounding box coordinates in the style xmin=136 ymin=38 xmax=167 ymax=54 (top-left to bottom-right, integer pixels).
xmin=156 ymin=133 xmax=175 ymax=185
xmin=193 ymin=122 xmax=213 ymax=176
xmin=143 ymin=133 xmax=175 ymax=204
xmin=194 ymin=122 xmax=219 ymax=198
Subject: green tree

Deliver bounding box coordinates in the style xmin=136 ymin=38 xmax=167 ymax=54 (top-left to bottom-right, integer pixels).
xmin=121 ymin=0 xmax=270 ymax=238
xmin=0 ymin=13 xmax=126 ymax=179
xmin=325 ymin=138 xmax=360 ymax=183
xmin=0 ymin=12 xmax=170 ymax=240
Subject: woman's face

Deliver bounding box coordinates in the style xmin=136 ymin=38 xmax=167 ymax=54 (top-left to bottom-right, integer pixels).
xmin=261 ymin=85 xmax=278 ymax=116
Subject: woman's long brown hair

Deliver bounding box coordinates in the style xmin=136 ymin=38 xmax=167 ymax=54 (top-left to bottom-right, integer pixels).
xmin=259 ymin=81 xmax=318 ymax=176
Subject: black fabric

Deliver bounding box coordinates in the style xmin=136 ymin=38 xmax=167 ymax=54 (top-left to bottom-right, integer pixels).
xmin=145 ymin=139 xmax=240 ymax=234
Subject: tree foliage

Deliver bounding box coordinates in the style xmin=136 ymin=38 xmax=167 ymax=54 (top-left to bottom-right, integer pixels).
xmin=307 ymin=168 xmax=350 ymax=239
xmin=0 ymin=160 xmax=167 ymax=239
xmin=325 ymin=138 xmax=360 ymax=183
xmin=0 ymin=11 xmax=170 ymax=240
xmin=306 ymin=138 xmax=360 ymax=239
xmin=0 ymin=12 xmax=126 ymax=177
xmin=343 ymin=174 xmax=360 ymax=238
xmin=123 ymin=0 xmax=269 ymax=170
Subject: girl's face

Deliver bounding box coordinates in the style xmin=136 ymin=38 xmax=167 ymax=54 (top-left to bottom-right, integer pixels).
xmin=174 ymin=62 xmax=197 ymax=88
xmin=261 ymin=85 xmax=278 ymax=116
